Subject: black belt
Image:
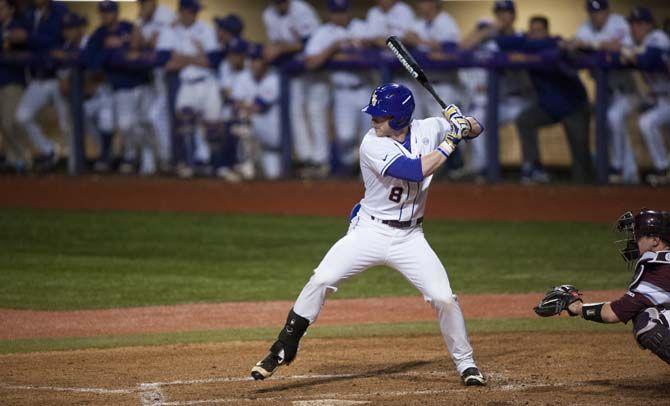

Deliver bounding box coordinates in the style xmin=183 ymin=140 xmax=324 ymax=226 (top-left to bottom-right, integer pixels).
xmin=183 ymin=76 xmax=208 ymax=85
xmin=371 ymin=215 xmax=423 ymax=229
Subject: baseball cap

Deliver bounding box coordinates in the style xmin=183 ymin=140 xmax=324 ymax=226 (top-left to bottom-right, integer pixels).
xmin=327 ymin=0 xmax=349 ymax=12
xmin=493 ymin=0 xmax=515 ymax=13
xmin=628 ymin=6 xmax=654 ymax=24
xmin=215 ymin=14 xmax=244 ymax=36
xmin=228 ymin=37 xmax=249 ymax=54
xmin=179 ymin=0 xmax=201 ymax=12
xmin=586 ymin=0 xmax=608 ymax=12
xmin=98 ymin=0 xmax=119 ymax=13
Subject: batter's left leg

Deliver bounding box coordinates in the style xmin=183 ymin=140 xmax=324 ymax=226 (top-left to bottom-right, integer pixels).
xmin=387 ymin=229 xmax=484 ymax=385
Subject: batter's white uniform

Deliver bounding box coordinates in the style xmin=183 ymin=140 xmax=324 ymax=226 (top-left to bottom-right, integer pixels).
xmin=159 ymin=19 xmax=222 ymax=163
xmin=230 ymin=68 xmax=282 ymax=179
xmin=138 ymin=4 xmax=175 ymax=168
xmin=304 ymin=19 xmax=372 ymax=167
xmin=293 ymin=117 xmax=478 ymax=374
xmin=262 ymin=0 xmax=321 ymax=165
xmin=413 ymin=11 xmax=462 ymax=119
xmin=637 ymin=29 xmax=670 ymax=173
xmin=576 ymin=13 xmax=638 ymax=183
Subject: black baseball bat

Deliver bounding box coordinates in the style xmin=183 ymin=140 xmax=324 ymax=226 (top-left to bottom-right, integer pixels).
xmin=386 ymin=36 xmax=447 ymax=109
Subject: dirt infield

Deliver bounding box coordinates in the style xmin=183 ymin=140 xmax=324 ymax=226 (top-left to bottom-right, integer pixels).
xmin=1 ymin=332 xmax=669 ymax=405
xmin=2 ymin=175 xmax=669 ymax=222
xmin=0 ymin=291 xmax=622 ymax=340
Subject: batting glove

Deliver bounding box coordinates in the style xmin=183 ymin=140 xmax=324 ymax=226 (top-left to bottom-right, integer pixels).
xmin=442 ymin=104 xmax=463 ymax=121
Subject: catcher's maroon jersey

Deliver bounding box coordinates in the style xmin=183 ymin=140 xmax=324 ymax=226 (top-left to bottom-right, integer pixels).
xmin=610 ymin=250 xmax=670 ymax=323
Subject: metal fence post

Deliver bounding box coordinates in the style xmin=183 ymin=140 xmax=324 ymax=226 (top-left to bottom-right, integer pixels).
xmin=594 ymin=67 xmax=609 ymax=185
xmin=279 ymin=69 xmax=293 ymax=177
xmin=485 ymin=68 xmax=501 ymax=182
xmin=68 ymin=66 xmax=86 ymax=175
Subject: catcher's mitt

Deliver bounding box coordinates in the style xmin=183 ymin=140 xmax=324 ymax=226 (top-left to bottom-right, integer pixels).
xmin=533 ymin=285 xmax=583 ymax=317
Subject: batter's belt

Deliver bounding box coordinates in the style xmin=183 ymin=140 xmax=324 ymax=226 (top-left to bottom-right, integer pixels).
xmin=370 ymin=215 xmax=424 ymax=229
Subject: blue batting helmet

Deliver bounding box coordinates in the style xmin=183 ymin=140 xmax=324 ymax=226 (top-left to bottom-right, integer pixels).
xmin=361 ymin=83 xmax=415 ymax=130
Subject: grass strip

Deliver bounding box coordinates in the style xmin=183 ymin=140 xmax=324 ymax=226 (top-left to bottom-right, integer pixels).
xmin=0 ymin=318 xmax=628 ymax=355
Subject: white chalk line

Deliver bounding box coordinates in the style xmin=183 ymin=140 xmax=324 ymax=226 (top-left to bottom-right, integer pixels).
xmin=0 ymin=383 xmax=133 ymax=394
xmin=140 ymin=383 xmax=166 ymax=406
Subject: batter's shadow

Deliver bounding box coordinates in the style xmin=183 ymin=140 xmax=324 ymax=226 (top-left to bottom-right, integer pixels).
xmin=251 ymin=359 xmax=433 ymax=394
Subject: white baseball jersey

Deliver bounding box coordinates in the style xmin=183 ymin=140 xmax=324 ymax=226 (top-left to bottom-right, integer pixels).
xmin=414 ymin=11 xmax=460 ymax=50
xmin=575 ymin=13 xmax=633 ymax=47
xmin=262 ymin=0 xmax=320 ymax=43
xmin=157 ymin=20 xmax=219 ymax=81
xmin=366 ymin=1 xmax=415 ymax=38
xmin=230 ymin=69 xmax=279 ymax=106
xmin=138 ymin=4 xmax=175 ymax=43
xmin=638 ymin=29 xmax=670 ymax=95
xmin=358 ymin=117 xmax=451 ymax=221
xmin=304 ymin=19 xmax=370 ymax=87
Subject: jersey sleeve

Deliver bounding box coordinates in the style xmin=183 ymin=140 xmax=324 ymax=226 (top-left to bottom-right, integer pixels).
xmin=304 ymin=28 xmax=330 ymax=56
xmin=156 ymin=27 xmax=175 ymax=51
xmin=574 ymin=22 xmax=591 ymax=41
xmin=262 ymin=9 xmax=280 ymax=42
xmin=259 ymin=73 xmax=280 ymax=104
xmin=293 ymin=1 xmax=321 ymax=40
xmin=360 ymin=136 xmax=405 ymax=176
xmin=610 ymin=291 xmax=654 ymax=323
xmin=432 ymin=14 xmax=460 ymax=43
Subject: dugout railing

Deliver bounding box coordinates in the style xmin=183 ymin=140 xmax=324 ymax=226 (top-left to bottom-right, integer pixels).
xmin=61 ymin=48 xmax=666 ymax=184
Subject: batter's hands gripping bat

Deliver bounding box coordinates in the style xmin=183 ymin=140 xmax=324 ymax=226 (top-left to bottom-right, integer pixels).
xmin=386 ymin=36 xmax=447 ymax=109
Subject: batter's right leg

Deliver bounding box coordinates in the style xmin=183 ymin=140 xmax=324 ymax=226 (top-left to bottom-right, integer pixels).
xmin=251 ymin=216 xmax=390 ymax=380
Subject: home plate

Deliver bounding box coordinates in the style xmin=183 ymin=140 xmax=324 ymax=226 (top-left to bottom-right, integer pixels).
xmin=293 ymin=401 xmax=370 ymax=406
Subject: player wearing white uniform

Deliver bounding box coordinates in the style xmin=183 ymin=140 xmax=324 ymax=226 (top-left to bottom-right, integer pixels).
xmin=251 ymin=83 xmax=487 ymax=387
xmin=366 ymin=0 xmax=421 ymax=119
xmin=304 ymin=0 xmax=372 ymax=175
xmin=572 ymin=0 xmax=637 ymax=184
xmin=158 ymin=0 xmax=221 ymax=178
xmin=404 ymin=0 xmax=462 ymax=120
xmin=460 ymin=1 xmax=534 ymax=180
xmin=137 ymin=0 xmax=175 ymax=173
xmin=230 ymin=45 xmax=282 ymax=179
xmin=262 ymin=0 xmax=321 ymax=174
xmin=623 ymin=7 xmax=670 ymax=186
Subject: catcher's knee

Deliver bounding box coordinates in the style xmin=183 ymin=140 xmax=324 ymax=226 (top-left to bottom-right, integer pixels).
xmin=270 ymin=308 xmax=310 ymax=364
xmin=634 ymin=308 xmax=670 ymax=364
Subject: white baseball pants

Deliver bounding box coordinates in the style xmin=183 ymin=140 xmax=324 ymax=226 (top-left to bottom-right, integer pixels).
xmin=293 ymin=213 xmax=478 ymax=375
xmin=638 ymin=97 xmax=670 ymax=172
xmin=304 ymin=78 xmax=331 ymax=166
xmin=333 ymin=86 xmax=372 ymax=166
xmin=15 ymin=78 xmax=69 ymax=156
xmin=608 ymin=92 xmax=639 ymax=182
xmin=252 ymin=106 xmax=282 ymax=179
xmin=468 ymin=94 xmax=529 ymax=174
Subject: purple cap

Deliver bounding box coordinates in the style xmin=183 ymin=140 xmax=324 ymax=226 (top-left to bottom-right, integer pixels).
xmin=327 ymin=0 xmax=349 ymax=12
xmin=586 ymin=0 xmax=608 ymax=12
xmin=179 ymin=0 xmax=201 ymax=12
xmin=98 ymin=0 xmax=119 ymax=13
xmin=628 ymin=7 xmax=654 ymax=24
xmin=215 ymin=14 xmax=244 ymax=36
xmin=493 ymin=0 xmax=515 ymax=13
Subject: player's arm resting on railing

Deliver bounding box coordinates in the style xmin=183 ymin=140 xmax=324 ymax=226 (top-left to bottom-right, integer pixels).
xmin=304 ymin=40 xmax=343 ymax=70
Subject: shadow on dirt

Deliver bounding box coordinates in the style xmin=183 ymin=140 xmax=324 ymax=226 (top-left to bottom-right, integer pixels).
xmin=252 ymin=360 xmax=433 ymax=394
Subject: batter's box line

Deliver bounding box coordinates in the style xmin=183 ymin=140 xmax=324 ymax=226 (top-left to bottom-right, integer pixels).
xmin=0 ymin=383 xmax=134 ymax=395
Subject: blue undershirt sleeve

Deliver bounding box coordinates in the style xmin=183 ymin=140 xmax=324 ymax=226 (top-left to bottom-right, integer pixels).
xmin=385 ymin=156 xmax=424 ymax=182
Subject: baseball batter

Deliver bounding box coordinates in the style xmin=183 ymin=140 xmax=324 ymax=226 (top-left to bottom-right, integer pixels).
xmin=534 ymin=209 xmax=670 ymax=365
xmin=251 ymin=83 xmax=486 ymax=386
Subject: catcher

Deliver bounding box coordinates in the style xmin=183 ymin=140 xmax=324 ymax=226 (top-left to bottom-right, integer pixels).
xmin=534 ymin=209 xmax=670 ymax=365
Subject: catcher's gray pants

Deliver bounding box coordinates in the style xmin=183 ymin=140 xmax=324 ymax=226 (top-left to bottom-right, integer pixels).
xmin=293 ymin=213 xmax=478 ymax=375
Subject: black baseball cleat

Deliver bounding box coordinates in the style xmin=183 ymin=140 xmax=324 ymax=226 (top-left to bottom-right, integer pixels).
xmin=251 ymin=353 xmax=282 ymax=380
xmin=461 ymin=367 xmax=486 ymax=386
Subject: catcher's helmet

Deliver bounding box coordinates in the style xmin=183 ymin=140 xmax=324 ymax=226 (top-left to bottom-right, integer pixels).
xmin=615 ymin=209 xmax=670 ymax=266
xmin=362 ymin=83 xmax=415 ymax=130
